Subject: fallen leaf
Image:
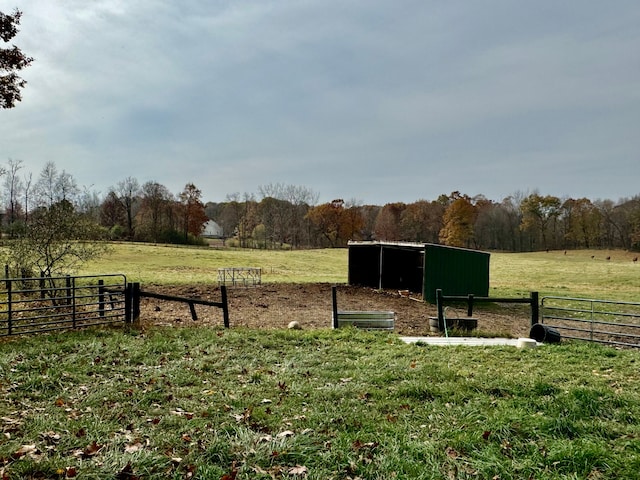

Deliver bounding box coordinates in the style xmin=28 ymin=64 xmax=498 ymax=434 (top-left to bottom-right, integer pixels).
xmin=482 ymin=430 xmax=491 ymax=440
xmin=276 ymin=430 xmax=294 ymax=438
xmin=116 ymin=461 xmax=140 ymax=480
xmin=125 ymin=441 xmax=144 ymax=453
xmin=289 ymin=465 xmax=308 ymax=476
xmin=65 ymin=466 xmax=78 ymax=478
xmin=82 ymin=440 xmax=103 ymax=458
xmin=12 ymin=444 xmax=38 ymax=460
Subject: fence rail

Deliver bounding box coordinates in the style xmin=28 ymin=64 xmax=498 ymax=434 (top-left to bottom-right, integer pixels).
xmin=541 ymin=296 xmax=640 ymax=348
xmin=1 ymin=274 xmax=127 ymax=337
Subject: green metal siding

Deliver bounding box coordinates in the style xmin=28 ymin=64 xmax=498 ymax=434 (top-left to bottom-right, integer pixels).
xmin=422 ymin=244 xmax=490 ymax=303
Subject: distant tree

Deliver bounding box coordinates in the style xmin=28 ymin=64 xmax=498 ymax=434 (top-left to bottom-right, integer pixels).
xmin=400 ymin=200 xmax=445 ymax=243
xmin=519 ymin=193 xmax=562 ymax=250
xmin=439 ymin=192 xmax=477 ymax=248
xmin=258 ymin=183 xmax=317 ymax=248
xmin=178 ymin=182 xmax=208 ymax=240
xmin=100 ymin=190 xmax=126 ymax=237
xmin=34 ymin=162 xmax=79 ymax=208
xmin=359 ymin=205 xmax=381 ymax=240
xmin=0 ymin=9 xmax=33 ymax=109
xmin=3 ymin=158 xmax=22 ymax=231
xmin=136 ymin=181 xmax=173 ymax=242
xmin=374 ymin=203 xmax=406 ymax=241
xmin=114 ymin=176 xmax=141 ymax=239
xmin=3 ymin=199 xmax=108 ymax=279
xmin=561 ymin=198 xmax=601 ymax=249
xmin=306 ymin=199 xmax=350 ymax=247
xmin=341 ymin=199 xmax=365 ymax=243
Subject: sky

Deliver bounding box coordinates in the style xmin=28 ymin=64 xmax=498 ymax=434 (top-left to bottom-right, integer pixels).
xmin=1 ymin=0 xmax=639 ymax=206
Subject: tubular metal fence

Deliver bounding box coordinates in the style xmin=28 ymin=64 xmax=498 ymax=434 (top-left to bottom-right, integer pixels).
xmin=1 ymin=274 xmax=128 ymax=337
xmin=541 ymin=296 xmax=640 ymax=348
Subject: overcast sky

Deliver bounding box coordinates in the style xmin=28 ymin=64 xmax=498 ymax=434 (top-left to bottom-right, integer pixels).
xmin=2 ymin=1 xmax=639 ymax=205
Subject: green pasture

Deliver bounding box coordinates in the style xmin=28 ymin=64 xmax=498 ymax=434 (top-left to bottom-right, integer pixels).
xmin=0 ymin=246 xmax=638 ymax=479
xmin=81 ymin=244 xmax=640 ymax=302
xmin=1 ymin=328 xmax=640 ymax=479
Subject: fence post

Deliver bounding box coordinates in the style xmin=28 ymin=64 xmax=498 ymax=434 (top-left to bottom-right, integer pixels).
xmin=221 ymin=285 xmax=229 ymax=328
xmin=124 ymin=283 xmax=132 ymax=324
xmin=467 ymin=294 xmax=474 ymax=317
xmin=66 ymin=275 xmax=72 ymax=306
xmin=436 ymin=289 xmax=444 ymax=328
xmin=40 ymin=272 xmax=46 ymax=299
xmin=98 ymin=280 xmax=105 ymax=318
xmin=332 ymin=286 xmax=339 ymax=329
xmin=5 ymin=265 xmax=9 ymax=290
xmin=132 ymin=282 xmax=141 ymax=325
xmin=71 ymin=276 xmax=77 ymax=328
xmin=7 ymin=279 xmax=12 ymax=336
xmin=530 ymin=291 xmax=539 ymax=326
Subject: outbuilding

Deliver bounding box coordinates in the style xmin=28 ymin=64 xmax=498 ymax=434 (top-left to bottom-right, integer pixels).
xmin=347 ymin=241 xmax=490 ymax=303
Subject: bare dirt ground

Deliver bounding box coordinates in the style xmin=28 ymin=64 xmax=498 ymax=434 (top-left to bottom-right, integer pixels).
xmin=139 ymin=283 xmax=534 ymax=338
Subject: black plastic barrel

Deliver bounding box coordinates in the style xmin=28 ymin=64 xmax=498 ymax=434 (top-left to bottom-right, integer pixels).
xmin=529 ymin=323 xmax=561 ymax=343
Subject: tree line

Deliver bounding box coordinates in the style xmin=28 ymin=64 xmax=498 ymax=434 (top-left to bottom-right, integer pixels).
xmin=208 ymin=190 xmax=640 ymax=252
xmin=1 ymin=159 xmax=639 ymax=280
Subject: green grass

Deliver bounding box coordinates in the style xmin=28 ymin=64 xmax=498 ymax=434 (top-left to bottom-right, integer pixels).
xmin=490 ymin=249 xmax=640 ymax=301
xmin=80 ymin=243 xmax=348 ymax=285
xmin=1 ymin=328 xmax=640 ymax=479
xmin=80 ymin=244 xmax=640 ymax=302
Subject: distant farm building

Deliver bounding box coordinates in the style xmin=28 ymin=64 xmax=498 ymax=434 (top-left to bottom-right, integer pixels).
xmin=202 ymin=220 xmax=223 ymax=238
xmin=347 ymin=241 xmax=490 ymax=303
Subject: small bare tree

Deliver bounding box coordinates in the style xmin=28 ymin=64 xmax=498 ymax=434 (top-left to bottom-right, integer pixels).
xmin=3 ymin=199 xmax=108 ymax=281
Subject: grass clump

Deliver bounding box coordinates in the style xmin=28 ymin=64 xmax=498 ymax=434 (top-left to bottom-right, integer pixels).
xmin=1 ymin=328 xmax=640 ymax=478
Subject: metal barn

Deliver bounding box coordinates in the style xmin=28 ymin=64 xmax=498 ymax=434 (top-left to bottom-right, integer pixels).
xmin=347 ymin=241 xmax=490 ymax=303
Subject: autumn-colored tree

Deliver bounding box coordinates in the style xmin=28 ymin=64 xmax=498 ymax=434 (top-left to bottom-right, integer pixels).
xmin=178 ymin=183 xmax=208 ymax=240
xmin=519 ymin=193 xmax=562 ymax=250
xmin=306 ymin=199 xmax=350 ymax=247
xmin=374 ymin=203 xmax=406 ymax=241
xmin=400 ymin=200 xmax=445 ymax=243
xmin=439 ymin=193 xmax=477 ymax=247
xmin=1 ymin=9 xmax=33 ymax=109
xmin=561 ymin=198 xmax=601 ymax=248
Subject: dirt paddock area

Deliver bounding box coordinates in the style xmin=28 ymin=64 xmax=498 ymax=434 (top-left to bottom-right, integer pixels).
xmin=139 ymin=283 xmax=534 ymax=338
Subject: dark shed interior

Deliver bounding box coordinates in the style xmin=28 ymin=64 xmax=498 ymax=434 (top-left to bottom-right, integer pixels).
xmin=347 ymin=241 xmax=490 ymax=303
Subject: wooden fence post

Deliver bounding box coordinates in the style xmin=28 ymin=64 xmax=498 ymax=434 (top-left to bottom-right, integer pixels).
xmin=531 ymin=291 xmax=539 ymax=326
xmin=124 ymin=283 xmax=132 ymax=324
xmin=332 ymin=286 xmax=339 ymax=329
xmin=436 ymin=289 xmax=444 ymax=328
xmin=132 ymin=282 xmax=141 ymax=325
xmin=221 ymin=285 xmax=229 ymax=328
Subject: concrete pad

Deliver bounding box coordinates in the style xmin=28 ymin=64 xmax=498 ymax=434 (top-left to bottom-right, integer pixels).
xmin=401 ymin=337 xmax=541 ymax=347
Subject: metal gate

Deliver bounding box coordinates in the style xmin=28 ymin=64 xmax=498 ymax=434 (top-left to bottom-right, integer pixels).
xmin=541 ymin=296 xmax=640 ymax=348
xmin=1 ymin=274 xmax=127 ymax=337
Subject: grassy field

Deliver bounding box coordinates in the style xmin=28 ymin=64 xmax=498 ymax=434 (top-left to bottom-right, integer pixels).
xmin=81 ymin=243 xmax=349 ymax=285
xmin=1 ymin=244 xmax=638 ymax=479
xmin=81 ymin=243 xmax=640 ymax=301
xmin=1 ymin=328 xmax=640 ymax=479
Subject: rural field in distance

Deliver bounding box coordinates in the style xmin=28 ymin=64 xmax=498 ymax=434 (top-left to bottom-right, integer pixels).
xmin=81 ymin=243 xmax=640 ymax=302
